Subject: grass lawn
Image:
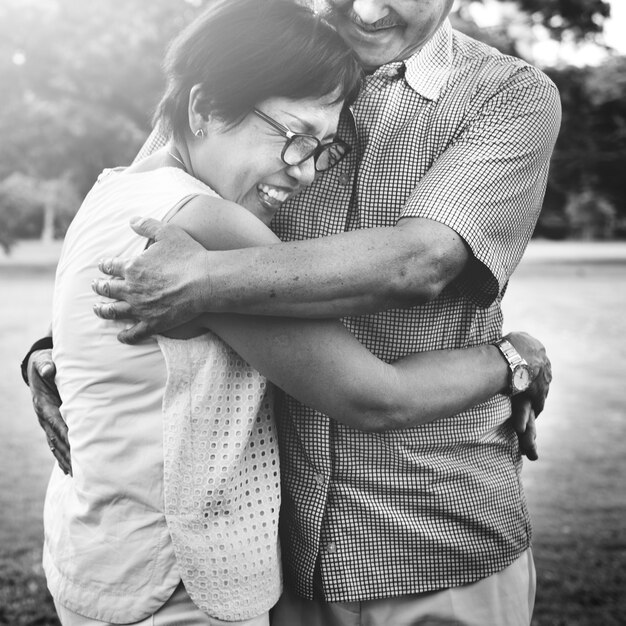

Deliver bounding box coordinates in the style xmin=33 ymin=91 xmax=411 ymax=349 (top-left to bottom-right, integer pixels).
xmin=0 ymin=261 xmax=59 ymax=625
xmin=503 ymin=251 xmax=626 ymax=626
xmin=1 ymin=240 xmax=625 ymax=625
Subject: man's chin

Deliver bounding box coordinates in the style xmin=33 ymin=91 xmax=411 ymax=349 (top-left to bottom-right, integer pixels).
xmin=350 ymin=45 xmax=393 ymax=73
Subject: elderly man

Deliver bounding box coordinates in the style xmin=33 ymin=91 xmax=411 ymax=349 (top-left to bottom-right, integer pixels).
xmin=26 ymin=1 xmax=559 ymax=624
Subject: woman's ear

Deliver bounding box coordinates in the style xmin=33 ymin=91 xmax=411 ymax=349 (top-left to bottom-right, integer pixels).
xmin=188 ymin=84 xmax=211 ymax=138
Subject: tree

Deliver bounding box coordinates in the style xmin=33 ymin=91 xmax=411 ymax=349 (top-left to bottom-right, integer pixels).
xmin=0 ymin=172 xmax=82 ymax=252
xmin=452 ymin=0 xmax=625 ymax=239
xmin=514 ymin=0 xmax=611 ymax=40
xmin=0 ymin=0 xmax=209 ymax=192
xmin=541 ymin=57 xmax=626 ymax=238
xmin=454 ymin=0 xmax=611 ymax=41
xmin=452 ymin=0 xmax=613 ymax=61
xmin=0 ymin=0 xmax=623 ymax=240
xmin=0 ymin=0 xmax=210 ymax=239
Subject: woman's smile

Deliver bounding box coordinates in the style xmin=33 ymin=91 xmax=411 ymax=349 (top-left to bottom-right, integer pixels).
xmin=256 ymin=183 xmax=296 ymax=212
xmin=191 ymin=94 xmax=344 ymax=224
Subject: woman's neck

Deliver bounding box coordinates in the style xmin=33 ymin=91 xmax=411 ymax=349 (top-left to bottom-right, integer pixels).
xmin=169 ymin=141 xmax=197 ymax=178
xmin=124 ymin=142 xmax=196 ymax=179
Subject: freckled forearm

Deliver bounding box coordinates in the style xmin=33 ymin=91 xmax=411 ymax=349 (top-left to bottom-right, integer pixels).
xmin=200 ymin=223 xmax=467 ymax=318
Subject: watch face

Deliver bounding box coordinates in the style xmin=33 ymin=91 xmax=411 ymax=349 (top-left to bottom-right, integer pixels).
xmin=513 ymin=365 xmax=532 ymax=391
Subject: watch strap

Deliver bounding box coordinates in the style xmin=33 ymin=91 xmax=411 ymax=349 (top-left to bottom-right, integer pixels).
xmin=494 ymin=338 xmax=525 ymax=368
xmin=493 ymin=337 xmax=529 ymax=395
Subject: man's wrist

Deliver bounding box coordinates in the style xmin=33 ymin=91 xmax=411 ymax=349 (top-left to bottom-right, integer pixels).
xmin=486 ymin=344 xmax=511 ymax=395
xmin=20 ymin=336 xmax=53 ymax=386
xmin=493 ymin=338 xmax=533 ymax=395
xmin=197 ymin=249 xmax=249 ymax=315
xmin=196 ymin=249 xmax=219 ymax=314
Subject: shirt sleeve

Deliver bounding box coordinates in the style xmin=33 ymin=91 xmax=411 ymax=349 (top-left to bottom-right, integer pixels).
xmin=133 ymin=121 xmax=170 ymax=164
xmin=400 ymin=66 xmax=561 ymax=307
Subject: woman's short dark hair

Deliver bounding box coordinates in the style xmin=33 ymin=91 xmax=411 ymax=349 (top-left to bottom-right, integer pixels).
xmin=155 ymin=0 xmax=362 ymax=140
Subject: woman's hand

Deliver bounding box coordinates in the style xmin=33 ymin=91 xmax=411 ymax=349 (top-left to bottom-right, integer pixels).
xmin=28 ymin=349 xmax=72 ymax=475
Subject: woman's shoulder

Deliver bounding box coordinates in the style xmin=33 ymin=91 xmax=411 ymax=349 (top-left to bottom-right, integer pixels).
xmin=100 ymin=166 xmax=223 ymax=210
xmin=119 ymin=149 xmax=220 ymax=199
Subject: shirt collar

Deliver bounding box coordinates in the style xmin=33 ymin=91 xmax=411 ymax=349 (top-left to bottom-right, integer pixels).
xmin=402 ymin=19 xmax=453 ymax=101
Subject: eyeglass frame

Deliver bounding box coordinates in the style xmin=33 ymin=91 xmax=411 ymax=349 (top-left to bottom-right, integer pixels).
xmin=253 ymin=108 xmax=350 ymax=173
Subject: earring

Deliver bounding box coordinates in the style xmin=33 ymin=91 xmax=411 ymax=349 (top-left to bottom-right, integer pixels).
xmin=195 ymin=128 xmax=205 ymax=139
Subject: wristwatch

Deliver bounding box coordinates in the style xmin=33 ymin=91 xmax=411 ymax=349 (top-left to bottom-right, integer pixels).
xmin=493 ymin=338 xmax=533 ymax=396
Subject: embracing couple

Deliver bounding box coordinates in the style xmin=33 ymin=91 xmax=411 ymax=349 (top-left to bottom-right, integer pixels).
xmin=23 ymin=0 xmax=560 ymax=625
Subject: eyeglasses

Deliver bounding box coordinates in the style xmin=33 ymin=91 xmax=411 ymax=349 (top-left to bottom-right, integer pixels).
xmin=253 ymin=109 xmax=350 ymax=173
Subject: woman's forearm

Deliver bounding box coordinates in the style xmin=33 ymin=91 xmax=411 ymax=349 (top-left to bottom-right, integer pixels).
xmin=377 ymin=345 xmax=509 ymax=429
xmin=204 ymin=312 xmax=511 ymax=432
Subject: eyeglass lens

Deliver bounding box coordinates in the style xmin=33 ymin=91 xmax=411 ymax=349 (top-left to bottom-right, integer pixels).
xmin=284 ymin=136 xmax=348 ymax=172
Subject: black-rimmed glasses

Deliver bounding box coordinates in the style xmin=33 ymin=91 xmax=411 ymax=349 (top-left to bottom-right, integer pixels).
xmin=253 ymin=109 xmax=350 ymax=173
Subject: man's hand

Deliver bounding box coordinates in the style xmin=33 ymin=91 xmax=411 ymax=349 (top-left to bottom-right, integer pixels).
xmin=27 ymin=349 xmax=72 ymax=475
xmin=511 ymin=396 xmax=538 ymax=461
xmin=503 ymin=331 xmax=553 ymax=461
xmin=92 ymin=217 xmax=209 ymax=344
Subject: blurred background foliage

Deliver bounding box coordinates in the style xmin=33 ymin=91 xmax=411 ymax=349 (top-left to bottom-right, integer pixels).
xmin=0 ymin=0 xmax=625 ymax=251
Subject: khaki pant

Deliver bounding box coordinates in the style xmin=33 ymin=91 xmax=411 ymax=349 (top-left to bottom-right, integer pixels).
xmin=271 ymin=549 xmax=536 ymax=626
xmin=54 ymin=582 xmax=270 ymax=626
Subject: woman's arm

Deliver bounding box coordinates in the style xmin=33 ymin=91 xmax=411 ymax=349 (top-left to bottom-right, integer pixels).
xmin=204 ymin=311 xmax=521 ymax=431
xmin=167 ymin=195 xmax=545 ymax=431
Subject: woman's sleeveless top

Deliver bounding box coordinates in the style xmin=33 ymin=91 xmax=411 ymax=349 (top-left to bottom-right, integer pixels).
xmin=46 ymin=167 xmax=281 ymax=623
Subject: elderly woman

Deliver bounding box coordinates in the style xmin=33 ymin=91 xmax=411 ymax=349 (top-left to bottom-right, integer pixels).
xmin=39 ymin=1 xmax=546 ymax=625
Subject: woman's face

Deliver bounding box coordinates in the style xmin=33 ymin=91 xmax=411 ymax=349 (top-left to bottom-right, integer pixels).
xmin=191 ymin=93 xmax=344 ymax=225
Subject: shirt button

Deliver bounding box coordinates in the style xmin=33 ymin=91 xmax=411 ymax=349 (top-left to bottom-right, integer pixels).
xmin=336 ymin=172 xmax=351 ymax=186
xmin=325 ymin=542 xmax=337 ymax=554
xmin=314 ymin=473 xmax=326 ymax=487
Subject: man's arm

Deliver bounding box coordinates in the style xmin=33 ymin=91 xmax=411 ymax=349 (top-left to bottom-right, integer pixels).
xmin=24 ymin=333 xmax=546 ymax=463
xmin=199 ymin=217 xmax=469 ymax=315
xmin=94 ymin=69 xmax=560 ymax=335
xmin=21 ymin=330 xmax=72 ymax=475
xmin=93 ymin=215 xmax=469 ymax=334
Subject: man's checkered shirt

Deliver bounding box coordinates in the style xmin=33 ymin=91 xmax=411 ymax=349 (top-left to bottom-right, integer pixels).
xmin=137 ymin=20 xmax=560 ymax=602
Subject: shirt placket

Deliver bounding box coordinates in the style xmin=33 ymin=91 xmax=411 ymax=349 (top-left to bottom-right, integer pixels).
xmin=321 ymin=109 xmax=358 ymax=236
xmin=315 ymin=68 xmax=409 ymax=597
xmin=345 ymin=68 xmax=404 ymax=232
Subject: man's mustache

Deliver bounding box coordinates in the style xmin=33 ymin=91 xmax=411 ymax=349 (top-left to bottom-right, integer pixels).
xmin=328 ymin=4 xmax=405 ymax=31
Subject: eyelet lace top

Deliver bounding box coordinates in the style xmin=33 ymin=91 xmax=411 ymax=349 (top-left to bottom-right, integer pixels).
xmin=158 ymin=332 xmax=282 ymax=621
